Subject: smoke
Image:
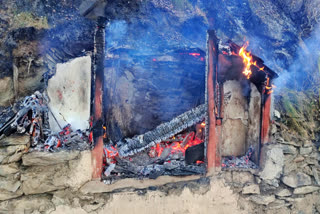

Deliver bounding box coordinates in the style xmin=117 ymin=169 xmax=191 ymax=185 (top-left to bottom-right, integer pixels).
xmin=274 ymin=24 xmax=320 ymax=93
xmin=106 ymin=20 xmax=128 ymax=49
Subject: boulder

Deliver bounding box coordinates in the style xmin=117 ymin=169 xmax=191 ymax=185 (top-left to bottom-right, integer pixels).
xmin=0 ymin=134 xmax=30 ymax=146
xmin=22 ymin=150 xmax=80 ymax=166
xmin=293 ymin=186 xmax=320 ymax=195
xmin=0 ymin=162 xmax=19 ymax=176
xmin=282 ymin=172 xmax=311 ymax=188
xmin=242 ymin=184 xmax=260 ymax=195
xmin=249 ymin=195 xmax=275 ymax=205
xmin=259 ymin=144 xmax=284 ymax=180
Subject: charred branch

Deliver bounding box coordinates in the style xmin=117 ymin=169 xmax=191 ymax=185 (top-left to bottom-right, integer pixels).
xmin=116 ymin=104 xmax=206 ymax=157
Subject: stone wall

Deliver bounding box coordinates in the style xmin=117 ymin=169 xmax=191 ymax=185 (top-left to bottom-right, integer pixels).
xmin=0 ymin=118 xmax=319 ymax=214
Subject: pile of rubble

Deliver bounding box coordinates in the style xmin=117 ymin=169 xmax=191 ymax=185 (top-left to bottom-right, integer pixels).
xmin=0 ymin=92 xmax=91 ymax=151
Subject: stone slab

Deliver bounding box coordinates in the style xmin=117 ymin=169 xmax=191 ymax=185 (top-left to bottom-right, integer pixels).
xmin=22 ymin=150 xmax=80 ymax=166
xmin=293 ymin=186 xmax=320 ymax=195
xmin=0 ymin=134 xmax=30 ymax=147
xmin=282 ymin=172 xmax=311 ymax=188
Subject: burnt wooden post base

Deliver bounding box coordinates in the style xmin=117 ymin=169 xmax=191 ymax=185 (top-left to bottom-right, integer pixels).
xmin=92 ymin=17 xmax=106 ymax=179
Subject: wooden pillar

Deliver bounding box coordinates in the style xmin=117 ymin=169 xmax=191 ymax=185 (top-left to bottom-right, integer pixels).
xmin=91 ymin=17 xmax=106 ymax=179
xmin=206 ymin=31 xmax=220 ymax=171
xmin=261 ymin=93 xmax=271 ymax=144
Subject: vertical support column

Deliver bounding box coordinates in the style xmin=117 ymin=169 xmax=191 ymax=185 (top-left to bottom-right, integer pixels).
xmin=91 ymin=17 xmax=106 ymax=179
xmin=206 ymin=31 xmax=220 ymax=172
xmin=261 ymin=93 xmax=271 ymax=144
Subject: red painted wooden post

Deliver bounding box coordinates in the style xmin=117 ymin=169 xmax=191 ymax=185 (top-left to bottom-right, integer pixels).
xmin=91 ymin=18 xmax=106 ymax=179
xmin=261 ymin=94 xmax=271 ymax=144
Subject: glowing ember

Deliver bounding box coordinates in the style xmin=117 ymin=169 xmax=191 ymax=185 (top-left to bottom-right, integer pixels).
xmin=104 ymin=145 xmax=118 ymax=164
xmin=103 ymin=126 xmax=107 ymax=138
xmin=189 ymin=53 xmax=200 ymax=57
xmin=149 ymin=122 xmax=205 ymax=159
xmin=200 ymin=122 xmax=205 ymax=128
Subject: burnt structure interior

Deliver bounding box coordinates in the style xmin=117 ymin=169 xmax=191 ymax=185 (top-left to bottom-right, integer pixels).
xmin=100 ymin=27 xmax=278 ymax=180
xmin=102 ymin=25 xmax=207 ymax=180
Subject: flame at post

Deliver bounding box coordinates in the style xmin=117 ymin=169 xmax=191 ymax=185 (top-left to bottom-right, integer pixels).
xmin=238 ymin=41 xmax=263 ymax=79
xmin=238 ymin=41 xmax=274 ymax=94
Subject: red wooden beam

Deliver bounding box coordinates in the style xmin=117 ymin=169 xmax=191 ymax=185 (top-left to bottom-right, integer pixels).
xmin=207 ymin=31 xmax=220 ymax=171
xmin=261 ymin=93 xmax=271 ymax=144
xmin=91 ymin=18 xmax=106 ymax=179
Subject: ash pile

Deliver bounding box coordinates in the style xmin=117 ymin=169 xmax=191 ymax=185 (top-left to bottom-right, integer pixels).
xmin=221 ymin=146 xmax=258 ymax=169
xmin=103 ymin=104 xmax=207 ymax=182
xmin=0 ymin=91 xmax=92 ymax=151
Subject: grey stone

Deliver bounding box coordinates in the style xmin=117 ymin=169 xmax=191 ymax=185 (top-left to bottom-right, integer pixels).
xmin=281 ymin=145 xmax=297 ymax=155
xmin=21 ymin=163 xmax=69 ymax=195
xmin=282 ymin=172 xmax=311 ymax=188
xmin=242 ymin=184 xmax=260 ymax=195
xmin=22 ymin=150 xmax=80 ymax=166
xmin=249 ymin=195 xmax=275 ymax=205
xmin=0 ymin=163 xmax=19 ymax=176
xmin=0 ymin=176 xmax=21 ymax=192
xmin=21 ymin=151 xmax=91 ymax=194
xmin=303 ymin=141 xmax=313 ymax=147
xmin=232 ymin=171 xmax=254 ymax=187
xmin=274 ymin=110 xmax=281 ymax=119
xmin=0 ymin=145 xmax=27 ymax=164
xmin=0 ymin=188 xmax=23 ymax=201
xmin=264 ymin=179 xmax=279 ymax=187
xmin=267 ymin=199 xmax=289 ymax=209
xmin=294 ymin=156 xmax=305 ymax=163
xmin=293 ymin=186 xmax=320 ymax=195
xmin=0 ymin=194 xmax=54 ymax=213
xmin=0 ymin=134 xmax=30 ymax=146
xmin=300 ymin=147 xmax=312 ymax=156
xmin=276 ymin=189 xmax=292 ymax=197
xmin=312 ymin=167 xmax=320 ymax=185
xmin=259 ymin=144 xmax=284 ymax=180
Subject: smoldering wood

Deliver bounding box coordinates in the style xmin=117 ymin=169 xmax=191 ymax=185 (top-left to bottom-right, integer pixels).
xmin=185 ymin=143 xmax=204 ymax=165
xmin=116 ymin=104 xmax=206 ymax=157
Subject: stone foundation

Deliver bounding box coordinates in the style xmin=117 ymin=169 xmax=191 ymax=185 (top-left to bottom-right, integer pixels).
xmin=0 ymin=123 xmax=319 ymax=214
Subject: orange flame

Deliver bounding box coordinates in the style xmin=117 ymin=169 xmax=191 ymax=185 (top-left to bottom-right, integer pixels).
xmin=103 ymin=126 xmax=107 ymax=138
xmin=200 ymin=122 xmax=206 ymax=128
xmin=238 ymin=42 xmax=256 ymax=79
xmin=238 ymin=41 xmax=275 ymax=94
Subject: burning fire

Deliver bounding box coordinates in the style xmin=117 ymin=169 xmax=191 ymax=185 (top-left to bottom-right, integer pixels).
xmin=238 ymin=41 xmax=264 ymax=79
xmin=238 ymin=41 xmax=274 ymax=93
xmin=103 ymin=126 xmax=107 ymax=138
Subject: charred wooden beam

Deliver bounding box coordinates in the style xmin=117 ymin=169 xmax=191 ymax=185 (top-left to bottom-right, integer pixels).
xmin=117 ymin=104 xmax=206 ymax=157
xmin=91 ymin=17 xmax=106 ymax=179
